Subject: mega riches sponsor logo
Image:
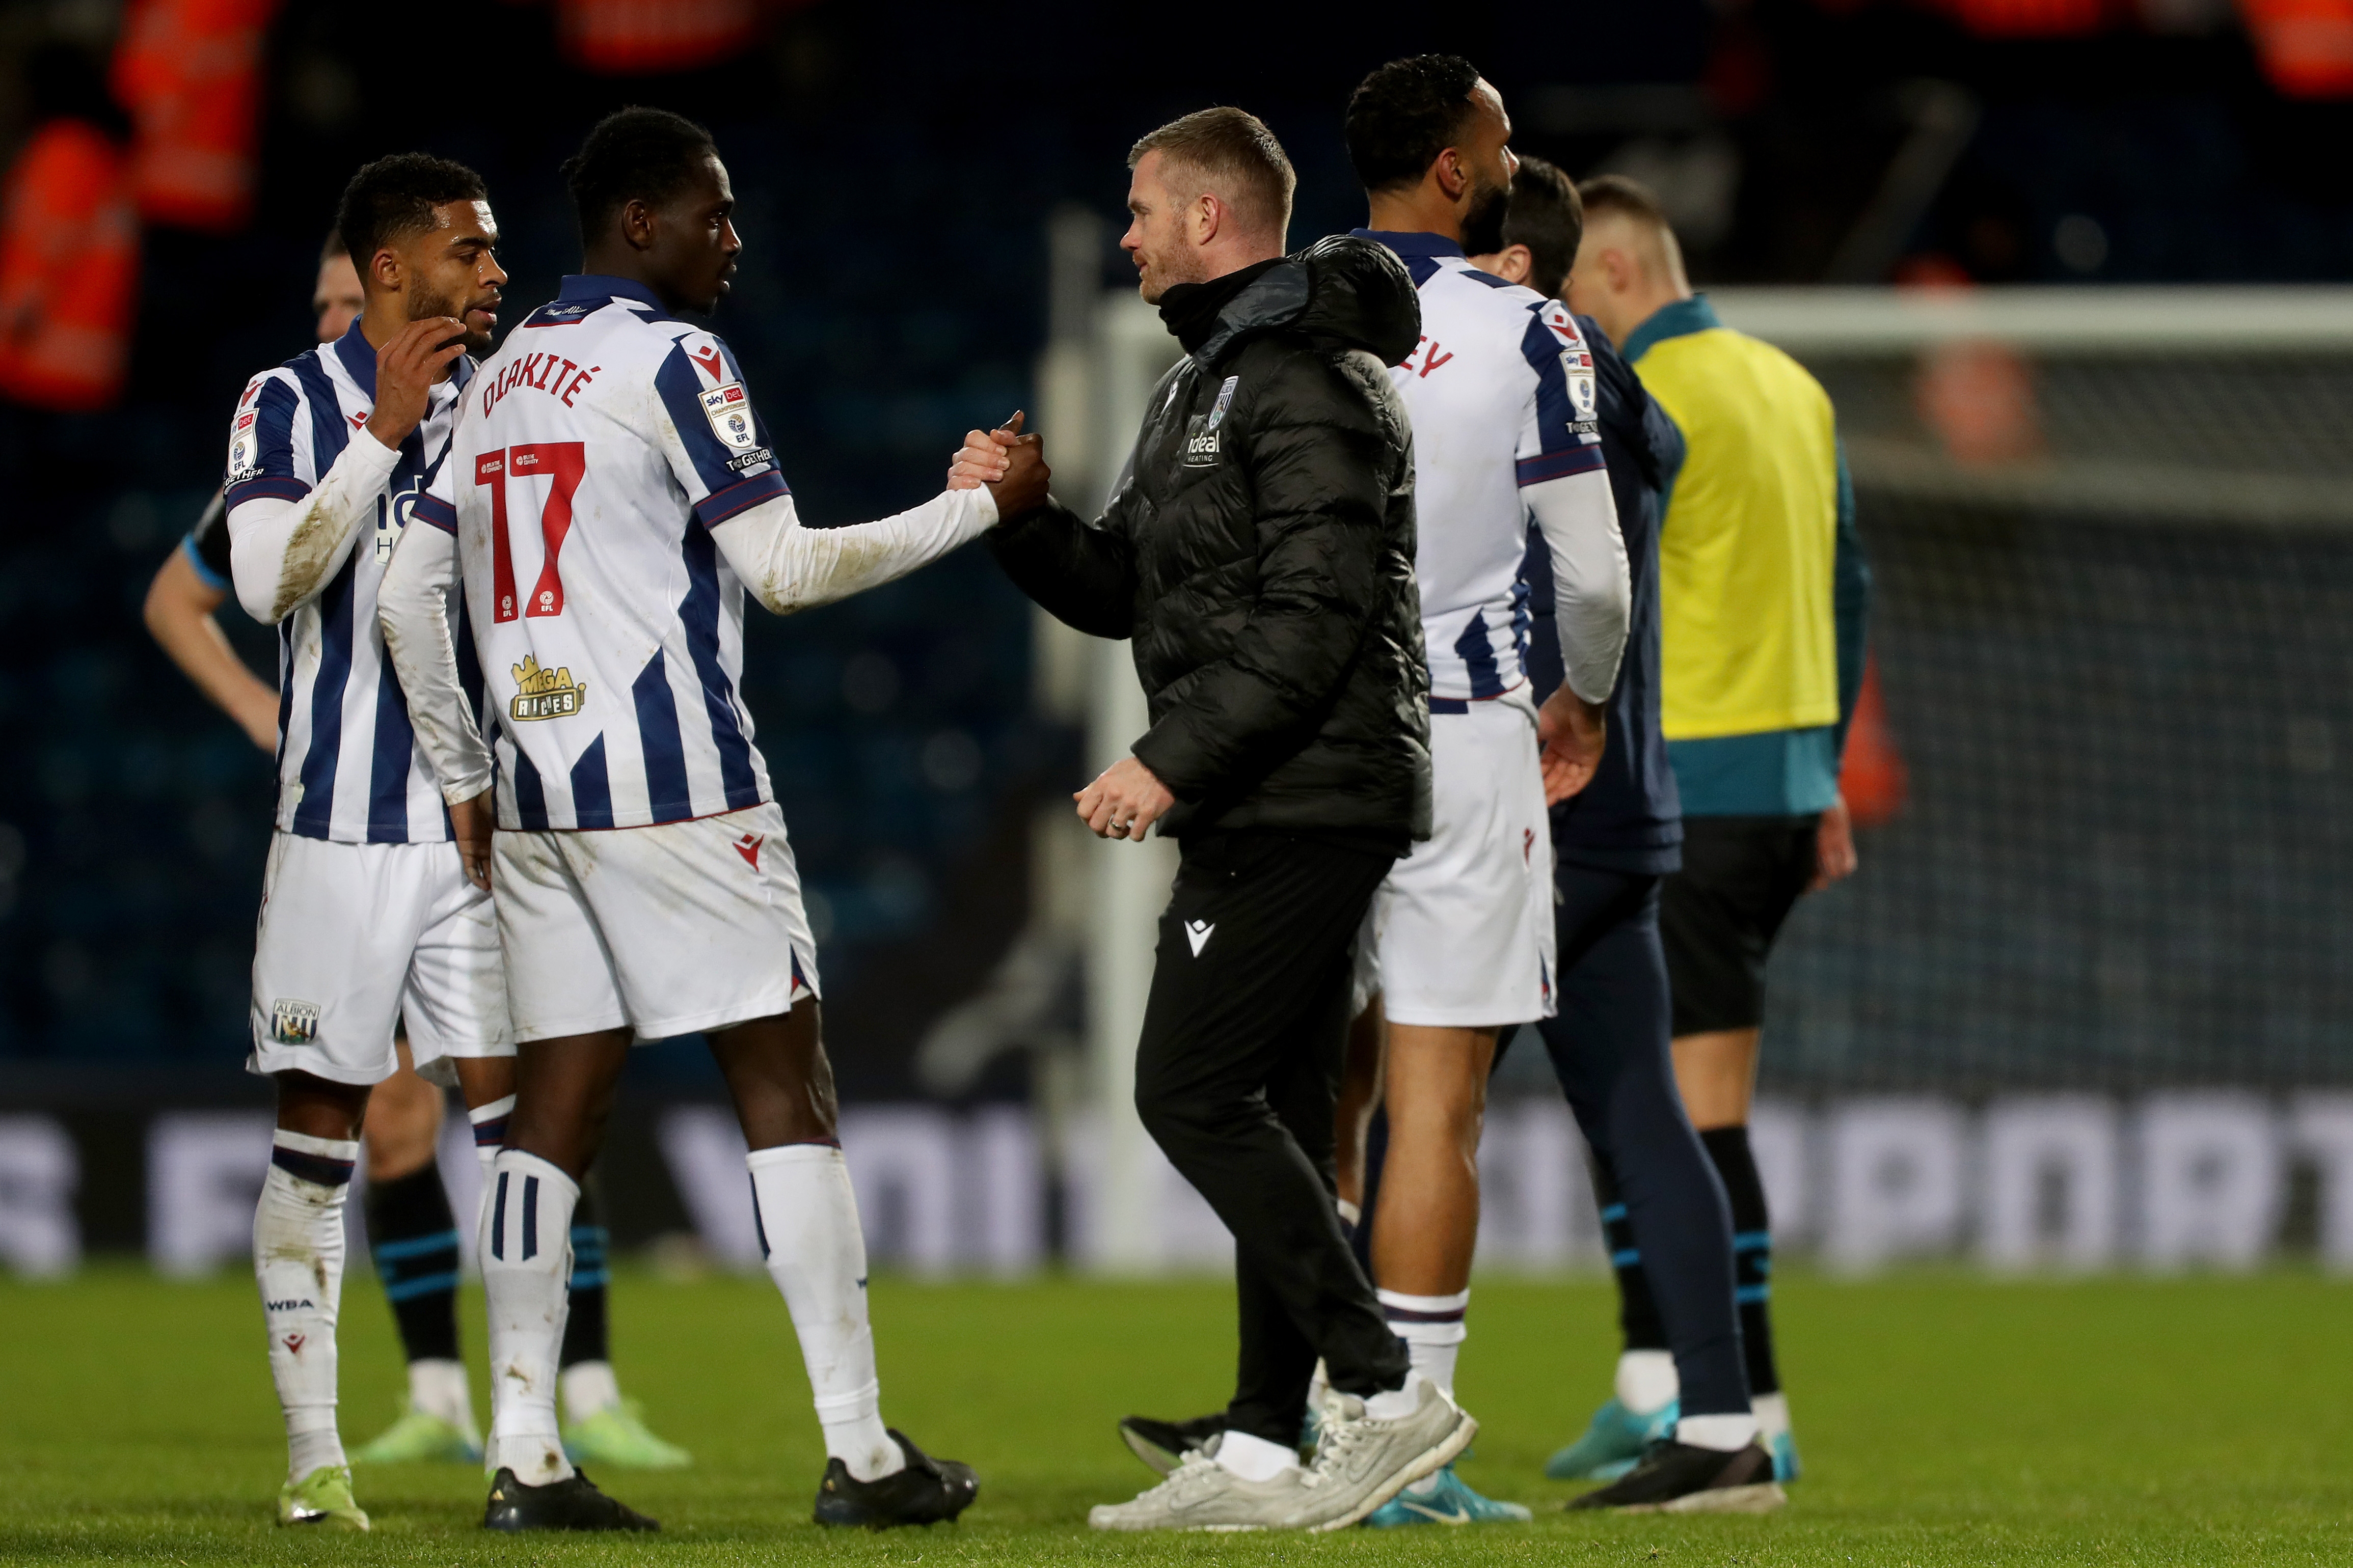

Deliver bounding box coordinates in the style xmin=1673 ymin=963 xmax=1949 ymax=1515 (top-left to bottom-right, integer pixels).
xmin=271 ymin=999 xmax=320 ymax=1044
xmin=510 ymin=653 xmax=586 ymax=721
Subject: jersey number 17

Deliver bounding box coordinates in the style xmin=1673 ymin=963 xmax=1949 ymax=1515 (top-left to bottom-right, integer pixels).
xmin=477 ymin=443 xmax=585 ymax=623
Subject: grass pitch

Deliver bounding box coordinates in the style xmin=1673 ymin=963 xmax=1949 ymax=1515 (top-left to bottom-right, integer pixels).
xmin=1 ymin=1266 xmax=2348 ymax=1564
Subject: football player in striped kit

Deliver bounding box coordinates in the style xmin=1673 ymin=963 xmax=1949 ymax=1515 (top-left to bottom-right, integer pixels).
xmin=381 ymin=108 xmax=1011 ymax=1531
xmin=155 ymin=228 xmax=686 ymax=1482
xmin=222 ymin=154 xmax=527 ymax=1532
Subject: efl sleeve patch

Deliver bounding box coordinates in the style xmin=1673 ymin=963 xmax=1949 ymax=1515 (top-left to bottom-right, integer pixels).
xmin=657 ymin=332 xmax=782 ymax=498
xmin=701 ymin=380 xmax=759 ymax=452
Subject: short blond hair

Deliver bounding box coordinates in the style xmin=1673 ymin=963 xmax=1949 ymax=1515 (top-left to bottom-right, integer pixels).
xmin=1129 ymin=106 xmax=1295 ymax=242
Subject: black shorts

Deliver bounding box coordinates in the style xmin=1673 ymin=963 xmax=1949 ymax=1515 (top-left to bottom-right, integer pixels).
xmin=1660 ymin=814 xmax=1819 ymax=1036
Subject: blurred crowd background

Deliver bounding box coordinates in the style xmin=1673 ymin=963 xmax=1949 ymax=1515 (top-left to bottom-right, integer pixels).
xmin=6 ymin=1 xmax=2353 ymax=1264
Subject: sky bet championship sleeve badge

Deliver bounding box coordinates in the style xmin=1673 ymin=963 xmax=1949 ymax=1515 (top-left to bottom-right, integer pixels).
xmin=510 ymin=653 xmax=586 ymax=721
xmin=701 ymin=381 xmax=758 ymax=452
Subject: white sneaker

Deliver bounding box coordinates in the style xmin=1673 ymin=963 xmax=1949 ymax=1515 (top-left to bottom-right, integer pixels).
xmin=1088 ymin=1446 xmax=1311 ymax=1532
xmin=1283 ymin=1378 xmax=1476 ymax=1531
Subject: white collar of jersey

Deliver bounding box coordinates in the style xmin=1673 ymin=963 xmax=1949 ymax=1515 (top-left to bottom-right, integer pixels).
xmin=557 ymin=273 xmax=667 ymax=312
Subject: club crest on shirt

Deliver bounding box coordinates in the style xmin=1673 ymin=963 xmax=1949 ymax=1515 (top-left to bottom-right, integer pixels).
xmin=271 ymin=998 xmax=320 ymax=1044
xmin=510 ymin=653 xmax=586 ymax=722
xmin=1206 ymin=374 xmax=1239 ymax=431
xmin=700 ymin=381 xmax=759 ymax=452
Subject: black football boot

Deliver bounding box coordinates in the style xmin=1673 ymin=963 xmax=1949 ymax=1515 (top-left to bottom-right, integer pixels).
xmin=813 ymin=1429 xmax=979 ymax=1529
xmin=481 ymin=1467 xmax=660 ymax=1531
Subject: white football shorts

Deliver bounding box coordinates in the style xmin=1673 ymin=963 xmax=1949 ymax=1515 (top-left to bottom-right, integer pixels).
xmin=248 ymin=832 xmax=512 ymax=1086
xmin=494 ymin=800 xmax=821 ymax=1045
xmin=1366 ymin=690 xmax=1556 ymax=1029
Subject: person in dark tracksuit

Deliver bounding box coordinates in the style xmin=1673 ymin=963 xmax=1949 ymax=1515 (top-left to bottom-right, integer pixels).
xmin=956 ymin=106 xmax=1475 ymax=1533
xmin=1477 ymin=158 xmax=1782 ymax=1514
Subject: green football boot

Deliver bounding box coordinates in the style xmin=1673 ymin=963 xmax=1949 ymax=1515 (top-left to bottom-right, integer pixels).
xmin=562 ymin=1399 xmax=692 ymax=1469
xmin=277 ymin=1465 xmax=369 ymax=1530
xmin=350 ymin=1399 xmax=484 ymax=1465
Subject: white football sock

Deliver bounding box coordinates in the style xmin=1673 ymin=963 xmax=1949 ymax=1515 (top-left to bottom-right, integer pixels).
xmin=468 ymin=1096 xmax=514 ymax=1177
xmin=1615 ymin=1348 xmax=1679 ymax=1414
xmin=747 ymin=1143 xmax=905 ymax=1482
xmin=255 ymin=1131 xmax=357 ymax=1482
xmin=1215 ymin=1429 xmax=1300 ymax=1480
xmin=1377 ymin=1286 xmax=1468 ymax=1399
xmin=561 ymin=1361 xmax=621 ymax=1422
xmin=480 ymin=1149 xmax=577 ymax=1484
xmin=1753 ymin=1389 xmax=1792 ymax=1438
xmin=408 ymin=1357 xmax=475 ymax=1431
xmin=1362 ymin=1368 xmax=1426 ymax=1421
xmin=1676 ymin=1411 xmax=1760 ymax=1451
xmin=1306 ymin=1359 xmax=1331 ymax=1418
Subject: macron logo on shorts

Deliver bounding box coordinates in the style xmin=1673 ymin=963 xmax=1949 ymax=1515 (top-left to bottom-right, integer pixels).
xmin=1184 ymin=920 xmax=1214 ymax=957
xmin=733 ymin=832 xmax=763 ymax=870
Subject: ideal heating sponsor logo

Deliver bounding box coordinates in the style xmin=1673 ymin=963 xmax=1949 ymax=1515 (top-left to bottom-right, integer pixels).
xmin=510 ymin=653 xmax=586 ymax=721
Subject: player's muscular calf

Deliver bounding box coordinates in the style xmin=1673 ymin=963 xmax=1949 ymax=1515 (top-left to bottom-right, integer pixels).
xmin=503 ymin=1004 xmax=839 ymax=1180
xmin=709 ymin=1001 xmax=841 ymax=1149
xmin=506 ymin=1030 xmax=635 ymax=1180
xmin=277 ymin=1070 xmax=372 ymax=1142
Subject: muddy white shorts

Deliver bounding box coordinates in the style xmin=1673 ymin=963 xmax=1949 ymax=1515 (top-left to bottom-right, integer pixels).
xmin=494 ymin=801 xmax=821 ymax=1045
xmin=247 ymin=832 xmax=512 ymax=1086
xmin=1366 ymin=691 xmax=1556 ymax=1029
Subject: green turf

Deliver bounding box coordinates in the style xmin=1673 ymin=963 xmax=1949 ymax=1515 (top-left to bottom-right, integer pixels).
xmin=2 ymin=1265 xmax=2348 ymax=1564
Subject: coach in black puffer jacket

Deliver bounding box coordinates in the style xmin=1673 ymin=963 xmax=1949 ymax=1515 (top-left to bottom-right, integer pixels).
xmin=987 ymin=231 xmax=1432 ymax=847
xmin=976 ymin=107 xmax=1459 ymax=1479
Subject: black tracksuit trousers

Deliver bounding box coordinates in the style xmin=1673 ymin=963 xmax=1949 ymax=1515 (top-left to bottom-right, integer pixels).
xmin=1536 ymin=864 xmax=1750 ymax=1418
xmin=1131 ymin=830 xmax=1412 ymax=1448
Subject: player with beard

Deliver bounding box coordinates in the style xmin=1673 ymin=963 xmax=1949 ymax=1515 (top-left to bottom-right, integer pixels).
xmin=223 ymin=154 xmax=520 ymax=1530
xmin=1339 ymin=57 xmax=1627 ymax=1525
xmin=151 ymin=230 xmax=684 ymax=1477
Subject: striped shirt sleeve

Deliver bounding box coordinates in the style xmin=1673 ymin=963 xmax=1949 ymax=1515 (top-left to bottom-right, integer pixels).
xmin=224 ymin=372 xmax=311 ymax=507
xmin=653 ymin=331 xmax=789 ymax=529
xmin=1514 ymin=300 xmax=1607 ymax=487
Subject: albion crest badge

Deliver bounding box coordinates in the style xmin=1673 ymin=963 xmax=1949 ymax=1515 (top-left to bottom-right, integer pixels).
xmin=1183 ymin=376 xmax=1240 ymax=469
xmin=271 ymin=999 xmax=320 ymax=1044
xmin=701 ymin=381 xmax=759 ymax=452
xmin=1206 ymin=374 xmax=1239 ymax=431
xmin=510 ymin=653 xmax=586 ymax=721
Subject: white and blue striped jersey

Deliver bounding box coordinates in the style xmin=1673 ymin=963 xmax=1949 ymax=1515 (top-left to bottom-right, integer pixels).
xmin=417 ymin=274 xmax=786 ymax=832
xmin=223 ymin=322 xmax=476 ymax=843
xmin=1358 ymin=230 xmax=1606 ymax=702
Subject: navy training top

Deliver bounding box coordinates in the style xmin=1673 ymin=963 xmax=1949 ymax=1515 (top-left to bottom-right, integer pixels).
xmin=1521 ymin=315 xmax=1684 ymax=875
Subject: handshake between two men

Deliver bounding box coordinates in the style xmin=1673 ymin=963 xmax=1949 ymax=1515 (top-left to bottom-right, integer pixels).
xmin=949 ymin=415 xmax=1180 ymax=844
xmin=946 ymin=411 xmax=1607 ymax=849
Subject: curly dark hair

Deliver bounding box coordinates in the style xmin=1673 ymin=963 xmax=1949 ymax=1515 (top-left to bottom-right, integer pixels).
xmin=335 ymin=153 xmax=487 ymax=272
xmin=1344 ymin=55 xmax=1486 ymax=195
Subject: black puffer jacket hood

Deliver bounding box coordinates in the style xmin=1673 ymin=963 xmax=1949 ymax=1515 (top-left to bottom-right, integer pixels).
xmin=989 ymin=236 xmax=1432 ymax=844
xmin=1186 ymin=234 xmax=1422 ymax=370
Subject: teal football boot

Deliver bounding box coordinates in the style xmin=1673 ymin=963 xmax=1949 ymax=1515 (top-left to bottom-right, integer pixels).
xmin=1767 ymin=1426 xmax=1802 ymax=1483
xmin=1361 ymin=1465 xmax=1532 ymax=1527
xmin=1545 ymin=1396 xmax=1678 ymax=1481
